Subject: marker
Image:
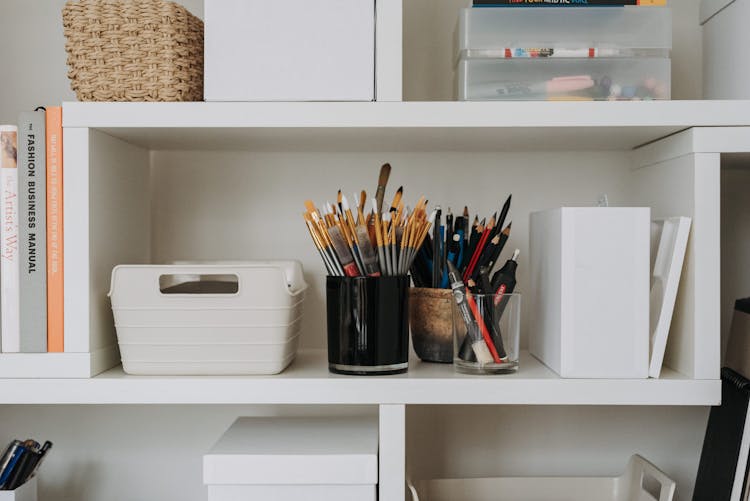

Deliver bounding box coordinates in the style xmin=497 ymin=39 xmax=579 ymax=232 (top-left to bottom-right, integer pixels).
xmin=447 ymin=261 xmax=500 ymax=364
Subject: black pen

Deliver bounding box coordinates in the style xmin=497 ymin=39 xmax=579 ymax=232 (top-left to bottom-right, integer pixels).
xmin=432 ymin=206 xmax=441 ymax=288
xmin=445 ymin=209 xmax=453 ymax=257
xmin=479 ymin=266 xmax=507 ymax=359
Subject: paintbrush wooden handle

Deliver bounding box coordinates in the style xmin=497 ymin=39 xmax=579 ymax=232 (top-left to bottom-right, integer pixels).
xmin=375 ymin=187 xmax=386 ymax=214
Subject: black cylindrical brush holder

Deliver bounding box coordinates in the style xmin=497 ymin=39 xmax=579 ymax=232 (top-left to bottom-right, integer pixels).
xmin=326 ymin=276 xmax=410 ymax=375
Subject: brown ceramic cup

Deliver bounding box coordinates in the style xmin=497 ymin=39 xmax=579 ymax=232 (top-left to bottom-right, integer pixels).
xmin=408 ymin=288 xmax=454 ymax=363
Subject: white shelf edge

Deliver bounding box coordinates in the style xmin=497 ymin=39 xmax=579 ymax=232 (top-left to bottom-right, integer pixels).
xmin=0 ymin=350 xmax=720 ymax=406
xmin=61 ymin=100 xmax=750 ymax=129
xmin=0 ymin=344 xmax=119 ymax=378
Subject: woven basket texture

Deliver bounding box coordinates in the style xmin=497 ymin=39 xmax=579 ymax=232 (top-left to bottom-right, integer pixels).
xmin=62 ymin=0 xmax=204 ymax=102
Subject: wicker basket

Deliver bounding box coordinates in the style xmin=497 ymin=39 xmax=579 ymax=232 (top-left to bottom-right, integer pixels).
xmin=62 ymin=0 xmax=204 ymax=102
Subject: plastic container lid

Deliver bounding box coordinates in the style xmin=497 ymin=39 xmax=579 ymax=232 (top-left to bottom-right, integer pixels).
xmin=203 ymin=417 xmax=378 ymax=486
xmin=456 ymin=7 xmax=672 ymax=56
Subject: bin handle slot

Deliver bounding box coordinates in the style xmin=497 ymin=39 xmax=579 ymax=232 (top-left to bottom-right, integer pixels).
xmin=158 ymin=274 xmax=239 ymax=295
xmin=633 ymin=454 xmax=676 ymax=501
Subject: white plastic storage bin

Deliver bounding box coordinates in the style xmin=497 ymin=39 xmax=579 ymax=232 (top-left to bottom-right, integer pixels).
xmin=0 ymin=478 xmax=37 ymax=501
xmin=108 ymin=261 xmax=307 ymax=375
xmin=529 ymin=208 xmax=650 ymax=379
xmin=204 ymin=417 xmax=378 ymax=501
xmin=455 ymin=7 xmax=671 ymax=101
xmin=204 ymin=0 xmax=375 ymax=101
xmin=408 ymin=455 xmax=675 ymax=501
xmin=701 ymin=0 xmax=750 ymax=99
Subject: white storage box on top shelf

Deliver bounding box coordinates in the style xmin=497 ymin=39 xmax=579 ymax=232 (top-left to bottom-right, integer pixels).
xmin=529 ymin=207 xmax=650 ymax=379
xmin=408 ymin=454 xmax=675 ymax=501
xmin=455 ymin=7 xmax=671 ymax=101
xmin=204 ymin=0 xmax=375 ymax=101
xmin=701 ymin=0 xmax=750 ymax=99
xmin=204 ymin=416 xmax=378 ymax=501
xmin=108 ymin=261 xmax=307 ymax=375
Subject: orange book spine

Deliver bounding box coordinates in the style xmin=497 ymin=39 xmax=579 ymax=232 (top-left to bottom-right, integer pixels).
xmin=46 ymin=107 xmax=63 ymax=352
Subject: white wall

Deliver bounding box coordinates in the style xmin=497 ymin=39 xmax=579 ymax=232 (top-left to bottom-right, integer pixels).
xmin=151 ymin=149 xmax=632 ymax=349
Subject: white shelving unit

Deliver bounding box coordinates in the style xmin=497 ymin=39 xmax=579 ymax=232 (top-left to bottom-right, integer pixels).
xmin=38 ymin=101 xmax=739 ymax=500
xmin=0 ymin=2 xmax=748 ymax=500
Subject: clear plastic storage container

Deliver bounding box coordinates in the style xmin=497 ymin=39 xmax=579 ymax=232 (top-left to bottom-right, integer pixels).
xmin=455 ymin=7 xmax=672 ymax=101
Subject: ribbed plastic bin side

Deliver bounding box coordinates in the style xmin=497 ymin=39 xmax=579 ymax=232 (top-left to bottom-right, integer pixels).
xmin=108 ymin=261 xmax=308 ymax=375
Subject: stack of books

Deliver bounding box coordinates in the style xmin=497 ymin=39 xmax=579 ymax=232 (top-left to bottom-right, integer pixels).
xmin=0 ymin=107 xmax=64 ymax=355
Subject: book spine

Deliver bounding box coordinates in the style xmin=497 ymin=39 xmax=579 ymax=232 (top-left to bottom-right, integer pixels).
xmin=0 ymin=126 xmax=20 ymax=353
xmin=46 ymin=107 xmax=63 ymax=353
xmin=473 ymin=0 xmax=666 ymax=6
xmin=18 ymin=111 xmax=47 ymax=352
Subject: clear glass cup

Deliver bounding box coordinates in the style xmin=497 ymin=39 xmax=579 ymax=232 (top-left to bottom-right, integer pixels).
xmin=452 ymin=292 xmax=520 ymax=374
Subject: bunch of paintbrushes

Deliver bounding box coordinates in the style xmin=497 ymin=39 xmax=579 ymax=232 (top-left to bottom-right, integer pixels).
xmin=303 ymin=165 xmax=434 ymax=277
xmin=411 ymin=194 xmax=515 ymax=294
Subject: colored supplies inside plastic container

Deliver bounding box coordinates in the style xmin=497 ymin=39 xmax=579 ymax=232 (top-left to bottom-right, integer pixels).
xmin=455 ymin=7 xmax=671 ymax=101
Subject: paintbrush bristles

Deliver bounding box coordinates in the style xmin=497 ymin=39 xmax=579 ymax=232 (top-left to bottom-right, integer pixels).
xmin=389 ymin=186 xmax=403 ymax=214
xmin=304 ymin=180 xmax=428 ymax=277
